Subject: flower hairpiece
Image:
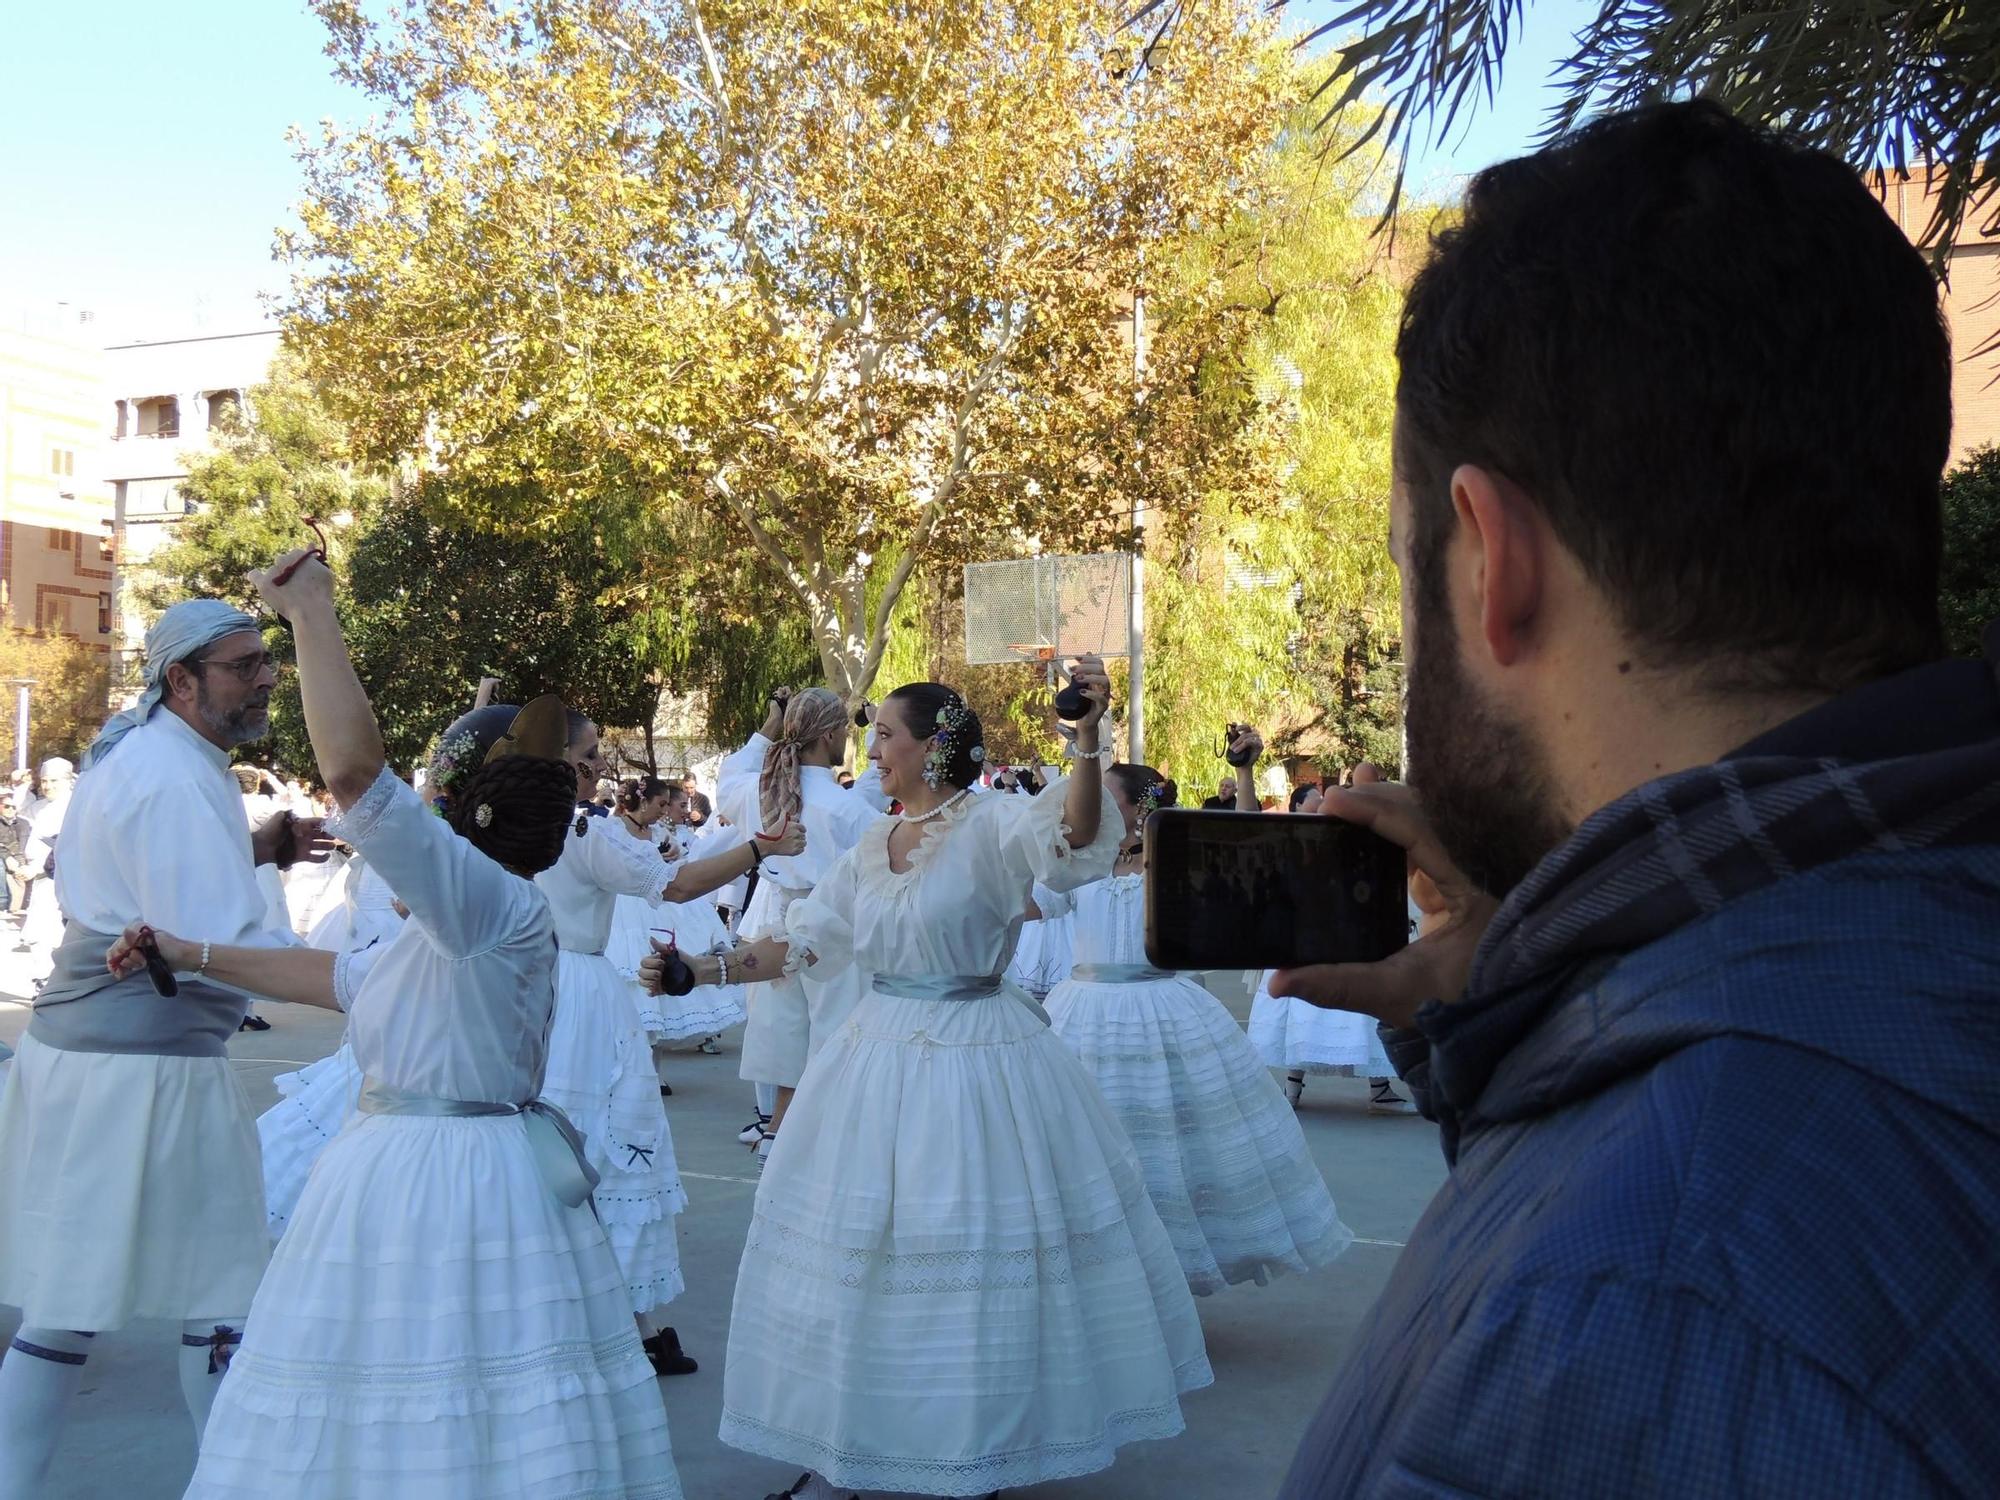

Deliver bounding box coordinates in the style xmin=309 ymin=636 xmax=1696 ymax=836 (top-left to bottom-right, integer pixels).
xmin=1138 ymin=779 xmax=1167 ymax=819
xmin=424 ymin=728 xmax=481 ymax=817
xmin=925 ymin=699 xmax=983 ymax=788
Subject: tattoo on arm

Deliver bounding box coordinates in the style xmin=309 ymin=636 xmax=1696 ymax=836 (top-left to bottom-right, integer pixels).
xmin=743 ymin=952 xmax=759 ymax=971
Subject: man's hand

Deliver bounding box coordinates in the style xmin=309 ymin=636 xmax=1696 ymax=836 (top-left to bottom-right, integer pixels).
xmin=755 ymin=816 xmax=808 ymax=859
xmin=252 ymin=812 xmax=336 ymax=868
xmin=1270 ymin=778 xmax=1498 ymax=1031
xmin=760 ymin=689 xmax=790 ymax=742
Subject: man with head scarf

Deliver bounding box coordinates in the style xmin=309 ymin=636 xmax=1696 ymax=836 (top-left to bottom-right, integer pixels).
xmin=0 ymin=598 xmax=331 ymax=1500
xmin=717 ymin=687 xmax=888 ymax=1159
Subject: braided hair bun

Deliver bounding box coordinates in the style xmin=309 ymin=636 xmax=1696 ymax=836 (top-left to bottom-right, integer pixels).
xmin=426 ymin=696 xmax=578 ymax=876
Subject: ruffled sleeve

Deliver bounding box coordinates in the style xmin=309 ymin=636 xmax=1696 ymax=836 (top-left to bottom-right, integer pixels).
xmin=326 ymin=765 xmax=535 ymax=960
xmin=331 ymin=940 xmax=392 ymax=1012
xmin=782 ymin=841 xmax=860 ymax=980
xmin=1030 ymin=881 xmax=1076 ymax=920
xmin=991 ymin=775 xmax=1121 ymax=894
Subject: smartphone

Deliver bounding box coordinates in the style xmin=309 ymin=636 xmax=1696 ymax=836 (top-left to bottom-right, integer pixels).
xmin=1143 ymin=808 xmax=1410 ymax=970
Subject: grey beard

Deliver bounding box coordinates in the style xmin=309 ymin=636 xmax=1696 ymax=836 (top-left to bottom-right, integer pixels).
xmin=196 ymin=686 xmax=270 ymax=748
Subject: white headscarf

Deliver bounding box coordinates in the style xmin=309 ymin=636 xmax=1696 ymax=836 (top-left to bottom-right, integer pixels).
xmin=81 ymin=599 xmax=259 ymax=770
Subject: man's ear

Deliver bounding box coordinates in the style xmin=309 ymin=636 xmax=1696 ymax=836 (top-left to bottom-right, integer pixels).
xmin=1450 ymin=462 xmax=1546 ymax=669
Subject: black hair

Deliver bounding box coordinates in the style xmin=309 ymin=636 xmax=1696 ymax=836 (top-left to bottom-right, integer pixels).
xmin=1287 ymin=782 xmax=1318 ymax=813
xmin=616 ymin=776 xmax=667 ymax=811
xmin=884 ymin=683 xmax=985 ymax=790
xmin=1109 ymin=762 xmax=1176 ymax=812
xmin=430 ymin=703 xmax=577 ymax=875
xmin=1396 ymin=100 xmax=1949 ymax=697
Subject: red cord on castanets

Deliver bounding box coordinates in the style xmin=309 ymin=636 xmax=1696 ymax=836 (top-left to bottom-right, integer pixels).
xmin=755 ymin=810 xmax=793 ymax=843
xmin=271 ymin=517 xmax=330 ymax=587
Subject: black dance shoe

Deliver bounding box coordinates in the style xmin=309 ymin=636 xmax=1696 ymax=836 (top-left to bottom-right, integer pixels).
xmin=644 ymin=1326 xmax=698 ymax=1376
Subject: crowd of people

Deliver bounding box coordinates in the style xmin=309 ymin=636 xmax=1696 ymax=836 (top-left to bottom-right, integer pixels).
xmin=1 ymin=100 xmax=1998 ymax=1499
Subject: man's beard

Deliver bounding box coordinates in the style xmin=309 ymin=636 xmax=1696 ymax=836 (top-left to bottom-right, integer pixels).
xmin=1404 ymin=608 xmax=1572 ymax=901
xmin=196 ymin=682 xmax=270 ymax=748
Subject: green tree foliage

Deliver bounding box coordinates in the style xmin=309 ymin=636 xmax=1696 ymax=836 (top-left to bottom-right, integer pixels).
xmin=1142 ymin=92 xmax=1410 ymax=794
xmin=0 ymin=630 xmax=111 ymax=769
xmin=1940 ymin=444 xmax=2000 ymax=658
xmin=341 ymin=486 xmax=666 ymax=773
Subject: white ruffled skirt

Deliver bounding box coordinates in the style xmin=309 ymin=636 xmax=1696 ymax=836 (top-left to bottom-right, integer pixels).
xmin=720 ymin=982 xmax=1212 ymax=1495
xmin=0 ymin=1033 xmax=269 ymax=1329
xmin=1005 ymin=911 xmax=1076 ymax=999
xmin=258 ymin=1040 xmax=364 ymax=1239
xmin=1045 ymin=972 xmax=1352 ymax=1294
xmin=1246 ymin=970 xmax=1394 ymax=1075
xmin=184 ymin=1112 xmax=683 ymax=1500
xmin=542 ymin=949 xmax=687 ymax=1313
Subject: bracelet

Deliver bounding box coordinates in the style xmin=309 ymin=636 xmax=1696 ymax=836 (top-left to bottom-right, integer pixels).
xmin=715 ymin=951 xmax=730 ymax=988
xmin=1074 ymin=744 xmax=1114 ymax=763
xmin=748 ymin=839 xmax=765 ymax=868
xmin=194 ymin=941 xmax=211 ymax=977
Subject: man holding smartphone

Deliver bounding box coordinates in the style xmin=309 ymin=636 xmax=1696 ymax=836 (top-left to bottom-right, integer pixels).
xmin=1275 ymin=103 xmax=2000 ymax=1497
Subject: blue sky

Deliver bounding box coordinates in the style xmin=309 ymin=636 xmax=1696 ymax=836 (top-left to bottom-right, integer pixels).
xmin=0 ymin=0 xmax=1593 ymax=342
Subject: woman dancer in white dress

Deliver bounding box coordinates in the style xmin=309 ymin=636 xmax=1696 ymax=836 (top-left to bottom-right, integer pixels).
xmin=647 ymin=659 xmax=1210 ymax=1500
xmin=605 ymin=777 xmax=746 ymax=1057
xmin=1043 ymin=764 xmax=1352 ymax=1294
xmin=111 ymin=548 xmax=680 ymax=1500
xmin=541 ymin=724 xmax=803 ymax=1376
xmin=1236 ymin=736 xmax=1414 ymax=1112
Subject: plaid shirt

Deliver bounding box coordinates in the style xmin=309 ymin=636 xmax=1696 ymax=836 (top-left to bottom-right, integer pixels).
xmin=1282 ymin=650 xmax=2000 ymax=1498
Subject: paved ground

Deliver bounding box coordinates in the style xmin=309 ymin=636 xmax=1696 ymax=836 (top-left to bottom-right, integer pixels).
xmin=0 ymin=935 xmax=1447 ymax=1500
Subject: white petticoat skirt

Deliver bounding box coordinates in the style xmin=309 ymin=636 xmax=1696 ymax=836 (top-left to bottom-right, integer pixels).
xmin=542 ymin=949 xmax=688 ymax=1314
xmin=258 ymin=1040 xmax=364 ymax=1239
xmin=1005 ymin=911 xmax=1076 ymax=999
xmin=1246 ymin=971 xmax=1394 ymax=1075
xmin=184 ymin=1112 xmax=683 ymax=1500
xmin=0 ymin=1033 xmax=270 ymax=1329
xmin=1045 ymin=973 xmax=1353 ymax=1294
xmin=720 ymin=983 xmax=1213 ymax=1495
xmin=607 ymin=893 xmax=747 ymax=1042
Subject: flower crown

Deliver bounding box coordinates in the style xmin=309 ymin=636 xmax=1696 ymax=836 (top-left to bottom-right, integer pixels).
xmin=925 ymin=699 xmax=985 ymax=788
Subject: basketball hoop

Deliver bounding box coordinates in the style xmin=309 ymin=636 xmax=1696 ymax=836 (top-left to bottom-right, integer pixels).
xmin=1006 ymin=643 xmax=1062 ymax=688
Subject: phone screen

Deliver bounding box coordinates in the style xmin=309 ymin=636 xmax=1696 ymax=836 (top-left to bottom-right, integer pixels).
xmin=1143 ymin=809 xmax=1410 ymax=970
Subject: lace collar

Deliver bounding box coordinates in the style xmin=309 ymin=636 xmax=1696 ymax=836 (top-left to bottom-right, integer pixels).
xmin=869 ymin=790 xmax=980 ymax=885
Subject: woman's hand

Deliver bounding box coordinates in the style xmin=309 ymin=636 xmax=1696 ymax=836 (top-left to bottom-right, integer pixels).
xmin=1068 ymin=653 xmax=1112 ymax=736
xmin=105 ymin=922 xmax=199 ymax=981
xmin=248 ymin=547 xmax=336 ymax=623
xmin=1226 ymin=723 xmax=1263 ymax=766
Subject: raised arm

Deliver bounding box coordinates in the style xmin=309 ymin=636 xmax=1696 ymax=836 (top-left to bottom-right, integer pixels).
xmin=247 ymin=549 xmax=384 ymax=810
xmin=1060 ymin=653 xmax=1112 ymax=849
xmin=659 ymin=824 xmax=802 ymax=902
xmin=1229 ymin=725 xmax=1265 ymax=812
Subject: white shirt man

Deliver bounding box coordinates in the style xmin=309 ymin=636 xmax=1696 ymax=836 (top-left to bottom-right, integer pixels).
xmin=0 ymin=599 xmax=319 ymax=1500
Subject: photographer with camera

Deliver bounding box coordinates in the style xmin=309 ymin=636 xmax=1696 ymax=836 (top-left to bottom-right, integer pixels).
xmin=1274 ymin=104 xmax=2000 ymax=1499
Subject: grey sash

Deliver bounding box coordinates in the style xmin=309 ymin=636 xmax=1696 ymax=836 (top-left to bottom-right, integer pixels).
xmin=28 ymin=920 xmax=244 ymax=1057
xmin=1070 ymin=962 xmax=1176 ymax=984
xmin=870 ymin=973 xmax=1004 ymax=1002
xmin=355 ymin=1080 xmax=600 ymax=1210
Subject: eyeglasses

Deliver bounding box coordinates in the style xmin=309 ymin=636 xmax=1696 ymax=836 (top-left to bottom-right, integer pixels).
xmin=193 ymin=651 xmax=283 ymax=683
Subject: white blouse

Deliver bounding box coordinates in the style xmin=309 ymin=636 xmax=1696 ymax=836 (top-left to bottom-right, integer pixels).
xmin=536 ymin=815 xmax=667 ymax=955
xmin=329 ymin=766 xmax=557 ymax=1105
xmin=1064 ymin=873 xmax=1151 ymax=966
xmin=787 ymin=778 xmax=1120 ymax=982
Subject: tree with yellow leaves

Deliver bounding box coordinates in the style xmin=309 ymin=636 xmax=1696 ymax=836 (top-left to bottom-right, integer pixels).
xmin=285 ymin=0 xmax=1288 ymax=698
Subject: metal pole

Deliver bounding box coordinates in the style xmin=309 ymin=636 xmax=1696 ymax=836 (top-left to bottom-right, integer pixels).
xmin=11 ymin=683 xmax=32 ymax=774
xmin=1127 ymin=290 xmax=1146 ymax=765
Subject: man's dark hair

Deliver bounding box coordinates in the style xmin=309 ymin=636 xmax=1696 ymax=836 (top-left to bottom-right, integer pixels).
xmin=1397 ymin=100 xmax=1950 ymax=695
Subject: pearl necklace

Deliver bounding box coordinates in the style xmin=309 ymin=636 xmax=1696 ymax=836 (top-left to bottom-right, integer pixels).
xmin=899 ymin=788 xmax=971 ymax=824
